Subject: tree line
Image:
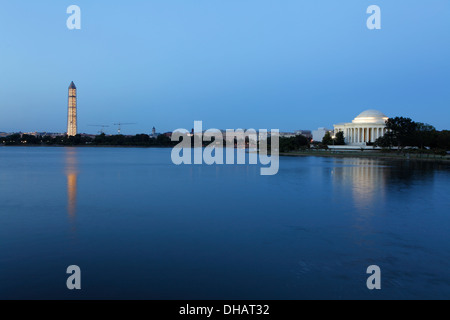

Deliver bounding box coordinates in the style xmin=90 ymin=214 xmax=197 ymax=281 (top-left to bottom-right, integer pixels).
xmin=374 ymin=117 xmax=450 ymax=153
xmin=0 ymin=133 xmax=177 ymax=147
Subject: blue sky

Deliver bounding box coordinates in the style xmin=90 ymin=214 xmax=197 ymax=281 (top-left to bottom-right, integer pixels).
xmin=0 ymin=0 xmax=449 ymax=134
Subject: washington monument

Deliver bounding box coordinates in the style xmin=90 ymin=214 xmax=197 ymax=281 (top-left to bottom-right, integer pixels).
xmin=67 ymin=81 xmax=77 ymax=136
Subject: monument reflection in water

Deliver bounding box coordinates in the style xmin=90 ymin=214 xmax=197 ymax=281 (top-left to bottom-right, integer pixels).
xmin=65 ymin=148 xmax=78 ymax=230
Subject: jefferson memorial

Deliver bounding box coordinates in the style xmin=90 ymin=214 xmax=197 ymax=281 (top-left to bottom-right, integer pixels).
xmin=334 ymin=110 xmax=389 ymax=145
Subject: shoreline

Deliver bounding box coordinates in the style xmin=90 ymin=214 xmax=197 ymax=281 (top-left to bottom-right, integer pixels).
xmin=2 ymin=145 xmax=450 ymax=163
xmin=0 ymin=144 xmax=174 ymax=149
xmin=279 ymin=150 xmax=450 ymax=163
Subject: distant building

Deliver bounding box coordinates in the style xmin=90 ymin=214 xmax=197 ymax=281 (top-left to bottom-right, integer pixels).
xmin=67 ymin=81 xmax=77 ymax=136
xmin=24 ymin=132 xmax=48 ymax=137
xmin=149 ymin=127 xmax=160 ymax=138
xmin=81 ymin=133 xmax=96 ymax=139
xmin=44 ymin=132 xmax=65 ymax=138
xmin=334 ymin=109 xmax=388 ymax=145
xmin=312 ymin=127 xmax=333 ymax=142
xmin=279 ymin=132 xmax=296 ymax=138
xmin=295 ymin=130 xmax=312 ymax=139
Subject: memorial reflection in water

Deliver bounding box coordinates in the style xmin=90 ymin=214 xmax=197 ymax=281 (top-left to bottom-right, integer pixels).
xmin=332 ymin=158 xmax=388 ymax=213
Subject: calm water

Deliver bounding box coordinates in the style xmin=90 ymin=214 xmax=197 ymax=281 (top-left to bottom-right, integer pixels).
xmin=0 ymin=147 xmax=449 ymax=300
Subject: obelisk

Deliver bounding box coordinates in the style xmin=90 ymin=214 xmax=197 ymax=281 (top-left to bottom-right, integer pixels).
xmin=67 ymin=81 xmax=77 ymax=136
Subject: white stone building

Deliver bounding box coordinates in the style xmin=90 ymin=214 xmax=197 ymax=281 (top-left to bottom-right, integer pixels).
xmin=334 ymin=110 xmax=388 ymax=145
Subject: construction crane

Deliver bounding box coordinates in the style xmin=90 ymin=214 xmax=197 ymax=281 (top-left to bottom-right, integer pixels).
xmin=113 ymin=122 xmax=136 ymax=135
xmin=88 ymin=125 xmax=110 ymax=134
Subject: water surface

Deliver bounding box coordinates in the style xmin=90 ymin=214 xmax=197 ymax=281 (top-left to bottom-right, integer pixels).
xmin=0 ymin=147 xmax=449 ymax=299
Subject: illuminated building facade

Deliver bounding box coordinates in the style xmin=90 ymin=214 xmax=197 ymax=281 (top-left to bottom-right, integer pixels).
xmin=334 ymin=109 xmax=388 ymax=145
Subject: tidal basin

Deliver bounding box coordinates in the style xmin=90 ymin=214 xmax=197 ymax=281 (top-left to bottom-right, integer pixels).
xmin=0 ymin=147 xmax=449 ymax=299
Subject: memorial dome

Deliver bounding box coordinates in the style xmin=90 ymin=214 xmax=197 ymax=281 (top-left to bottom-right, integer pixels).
xmin=352 ymin=109 xmax=388 ymax=124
